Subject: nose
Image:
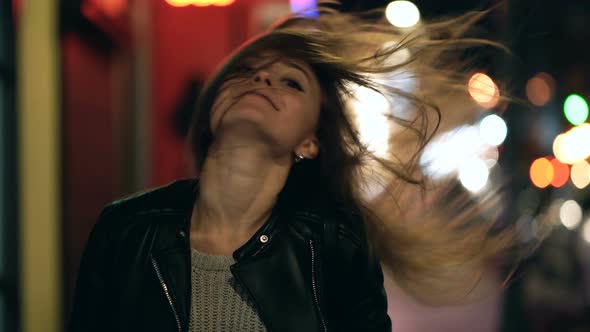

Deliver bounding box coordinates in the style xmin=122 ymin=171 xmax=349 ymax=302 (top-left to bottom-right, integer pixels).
xmin=253 ymin=70 xmax=273 ymax=86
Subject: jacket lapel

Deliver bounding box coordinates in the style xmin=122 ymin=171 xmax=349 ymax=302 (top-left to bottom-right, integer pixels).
xmin=151 ymin=243 xmax=190 ymax=331
xmin=150 ymin=212 xmax=193 ymax=331
xmin=231 ymin=232 xmax=322 ymax=332
xmin=148 ymin=179 xmax=323 ymax=332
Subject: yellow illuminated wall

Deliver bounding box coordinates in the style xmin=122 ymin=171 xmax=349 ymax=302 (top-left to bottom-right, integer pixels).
xmin=17 ymin=0 xmax=62 ymax=331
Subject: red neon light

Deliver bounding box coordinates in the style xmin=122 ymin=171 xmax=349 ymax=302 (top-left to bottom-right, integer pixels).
xmin=166 ymin=0 xmax=235 ymax=7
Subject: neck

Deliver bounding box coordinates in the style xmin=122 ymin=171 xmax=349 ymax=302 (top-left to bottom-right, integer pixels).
xmin=192 ymin=139 xmax=291 ymax=237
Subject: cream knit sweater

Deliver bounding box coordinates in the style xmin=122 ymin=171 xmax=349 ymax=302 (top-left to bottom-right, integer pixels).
xmin=189 ymin=248 xmax=268 ymax=332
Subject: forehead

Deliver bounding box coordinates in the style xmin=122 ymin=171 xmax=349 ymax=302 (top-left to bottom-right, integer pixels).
xmin=241 ymin=51 xmax=314 ymax=75
xmin=236 ymin=50 xmax=320 ymax=89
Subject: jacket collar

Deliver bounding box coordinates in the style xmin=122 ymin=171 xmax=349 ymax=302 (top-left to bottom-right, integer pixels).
xmin=176 ymin=178 xmax=287 ymax=261
xmin=151 ymin=178 xmax=323 ymax=332
xmin=232 ymin=202 xmax=284 ymax=260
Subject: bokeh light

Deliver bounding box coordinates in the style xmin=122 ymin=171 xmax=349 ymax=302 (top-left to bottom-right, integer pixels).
xmin=82 ymin=0 xmax=128 ymax=17
xmin=526 ymin=72 xmax=555 ymax=106
xmin=481 ymin=145 xmax=500 ymax=169
xmin=583 ymin=220 xmax=590 ymax=244
xmin=374 ymin=42 xmax=417 ymax=121
xmin=550 ymin=158 xmax=569 ymax=187
xmin=570 ymin=160 xmax=590 ymax=189
xmin=563 ymin=94 xmax=589 ymax=126
xmin=166 ymin=0 xmax=194 ymax=6
xmin=290 ymin=0 xmax=318 ymax=16
xmin=165 ymin=0 xmax=235 ymax=6
xmin=559 ymin=200 xmax=583 ymax=230
xmin=553 ymin=123 xmax=590 ymax=164
xmin=468 ymin=73 xmax=500 ymax=109
xmin=420 ymin=125 xmax=498 ymax=180
xmin=351 ymin=85 xmax=390 ymax=158
xmin=458 ymin=158 xmax=489 ymax=192
xmin=479 ymin=114 xmax=507 ymax=146
xmin=530 ymin=157 xmax=553 ymax=188
xmin=385 ymin=1 xmax=421 ymax=28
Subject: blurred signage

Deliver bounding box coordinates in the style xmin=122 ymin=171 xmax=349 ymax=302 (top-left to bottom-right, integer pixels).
xmin=165 ymin=0 xmax=235 ymax=7
xmin=81 ymin=0 xmax=131 ymax=48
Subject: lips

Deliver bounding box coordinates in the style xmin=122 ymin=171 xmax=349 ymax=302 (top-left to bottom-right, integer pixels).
xmin=239 ymin=90 xmax=279 ymax=111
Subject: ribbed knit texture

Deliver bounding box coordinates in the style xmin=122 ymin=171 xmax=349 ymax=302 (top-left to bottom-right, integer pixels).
xmin=189 ymin=248 xmax=267 ymax=332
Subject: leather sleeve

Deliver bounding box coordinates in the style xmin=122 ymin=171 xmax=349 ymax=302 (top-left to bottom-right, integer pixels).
xmin=67 ymin=205 xmax=118 ymax=332
xmin=324 ymin=214 xmax=392 ymax=332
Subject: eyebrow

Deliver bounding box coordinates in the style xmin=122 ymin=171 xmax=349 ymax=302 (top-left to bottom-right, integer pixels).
xmin=283 ymin=60 xmax=312 ymax=84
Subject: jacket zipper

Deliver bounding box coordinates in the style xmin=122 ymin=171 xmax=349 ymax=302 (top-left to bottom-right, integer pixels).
xmin=151 ymin=256 xmax=183 ymax=332
xmin=309 ymin=240 xmax=328 ymax=332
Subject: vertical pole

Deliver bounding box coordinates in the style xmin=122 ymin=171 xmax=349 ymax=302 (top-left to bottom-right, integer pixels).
xmin=17 ymin=0 xmax=62 ymax=331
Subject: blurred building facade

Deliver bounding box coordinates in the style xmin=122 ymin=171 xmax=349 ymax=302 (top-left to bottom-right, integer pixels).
xmin=3 ymin=0 xmax=590 ymax=331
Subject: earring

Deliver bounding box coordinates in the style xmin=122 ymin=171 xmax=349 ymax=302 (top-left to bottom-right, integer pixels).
xmin=294 ymin=153 xmax=306 ymax=163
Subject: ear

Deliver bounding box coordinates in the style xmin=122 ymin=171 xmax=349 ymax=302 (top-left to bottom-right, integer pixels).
xmin=295 ymin=135 xmax=319 ymax=160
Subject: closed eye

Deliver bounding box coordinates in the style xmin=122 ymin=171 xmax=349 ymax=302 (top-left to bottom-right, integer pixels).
xmin=284 ymin=78 xmax=304 ymax=92
xmin=236 ymin=65 xmax=254 ymax=74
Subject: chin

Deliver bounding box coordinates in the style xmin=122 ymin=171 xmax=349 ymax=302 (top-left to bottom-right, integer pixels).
xmin=216 ymin=115 xmax=273 ymax=141
xmin=223 ymin=105 xmax=268 ymax=126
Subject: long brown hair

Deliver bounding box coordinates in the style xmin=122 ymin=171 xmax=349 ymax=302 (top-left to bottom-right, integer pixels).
xmin=188 ymin=2 xmax=522 ymax=305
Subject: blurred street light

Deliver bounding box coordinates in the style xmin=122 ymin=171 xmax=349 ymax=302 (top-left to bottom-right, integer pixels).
xmin=385 ymin=1 xmax=421 ymax=28
xmin=553 ymin=123 xmax=590 ymax=164
xmin=479 ymin=114 xmax=507 ymax=146
xmin=165 ymin=0 xmax=235 ymax=7
xmin=570 ymin=160 xmax=590 ymax=189
xmin=458 ymin=158 xmax=489 ymax=192
xmin=468 ymin=73 xmax=500 ymax=109
xmin=530 ymin=157 xmax=553 ymax=188
xmin=564 ymin=94 xmax=589 ymax=126
xmin=559 ymin=200 xmax=583 ymax=230
xmin=526 ymin=72 xmax=555 ymax=106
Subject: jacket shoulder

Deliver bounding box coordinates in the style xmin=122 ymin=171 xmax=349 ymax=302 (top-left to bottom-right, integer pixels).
xmin=292 ymin=201 xmax=367 ymax=248
xmin=100 ymin=178 xmax=198 ymax=222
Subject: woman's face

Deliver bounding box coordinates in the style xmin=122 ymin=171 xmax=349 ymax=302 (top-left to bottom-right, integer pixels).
xmin=209 ymin=53 xmax=322 ymax=158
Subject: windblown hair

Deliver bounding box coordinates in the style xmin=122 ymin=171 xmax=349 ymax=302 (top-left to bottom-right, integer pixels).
xmin=188 ymin=2 xmax=521 ymax=305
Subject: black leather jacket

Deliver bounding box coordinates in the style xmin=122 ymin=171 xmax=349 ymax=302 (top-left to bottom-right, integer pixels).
xmin=68 ymin=179 xmax=391 ymax=332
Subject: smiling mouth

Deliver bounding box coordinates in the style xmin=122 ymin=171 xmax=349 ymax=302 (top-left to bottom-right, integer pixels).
xmin=241 ymin=91 xmax=279 ymax=111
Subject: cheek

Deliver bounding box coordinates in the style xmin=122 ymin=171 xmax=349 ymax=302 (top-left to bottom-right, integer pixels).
xmin=297 ymin=99 xmax=320 ymax=131
xmin=209 ymin=90 xmax=234 ymax=132
xmin=278 ymin=99 xmax=320 ymax=138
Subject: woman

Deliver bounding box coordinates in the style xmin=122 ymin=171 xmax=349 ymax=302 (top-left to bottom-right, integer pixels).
xmin=68 ymin=3 xmax=514 ymax=332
